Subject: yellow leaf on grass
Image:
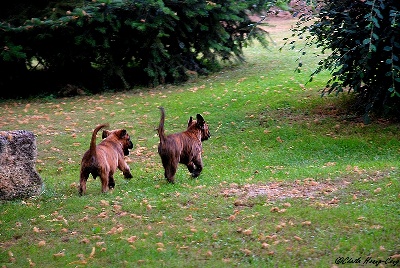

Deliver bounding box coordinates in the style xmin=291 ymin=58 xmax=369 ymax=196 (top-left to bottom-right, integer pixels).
xmin=261 ymin=243 xmax=270 ymax=249
xmin=53 ymin=251 xmax=65 ymax=258
xmin=89 ymin=247 xmax=95 ymax=258
xmin=241 ymin=248 xmax=252 ymax=256
xmin=242 ymin=229 xmax=252 ymax=235
xmin=294 ymin=236 xmax=302 ymax=241
xmin=80 ymin=238 xmax=90 ymax=244
xmin=374 ymin=187 xmax=382 ymax=193
xmin=185 ymin=215 xmax=194 ymax=222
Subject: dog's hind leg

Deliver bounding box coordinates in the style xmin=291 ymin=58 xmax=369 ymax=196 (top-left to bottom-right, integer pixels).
xmin=100 ymin=174 xmax=109 ymax=193
xmin=163 ymin=158 xmax=178 ymax=183
xmin=79 ymin=172 xmax=89 ymax=196
xmin=108 ymin=174 xmax=115 ymax=189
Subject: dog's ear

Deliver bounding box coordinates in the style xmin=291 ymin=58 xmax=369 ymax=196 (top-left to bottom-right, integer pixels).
xmin=188 ymin=116 xmax=193 ymax=127
xmin=102 ymin=130 xmax=111 ymax=139
xmin=119 ymin=129 xmax=127 ymax=139
xmin=196 ymin=114 xmax=205 ymax=126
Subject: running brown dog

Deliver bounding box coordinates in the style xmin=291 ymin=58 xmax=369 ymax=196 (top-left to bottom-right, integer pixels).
xmin=79 ymin=124 xmax=133 ymax=195
xmin=157 ymin=107 xmax=210 ymax=183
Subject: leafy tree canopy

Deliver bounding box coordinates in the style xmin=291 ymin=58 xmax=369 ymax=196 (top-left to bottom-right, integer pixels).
xmin=0 ymin=0 xmax=286 ymax=98
xmin=286 ymin=0 xmax=400 ymax=121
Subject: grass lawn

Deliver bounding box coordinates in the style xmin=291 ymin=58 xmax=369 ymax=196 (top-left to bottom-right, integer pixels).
xmin=0 ymin=18 xmax=399 ymax=267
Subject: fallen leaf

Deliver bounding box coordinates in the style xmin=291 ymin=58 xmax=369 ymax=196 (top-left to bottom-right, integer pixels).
xmin=8 ymin=251 xmax=16 ymax=263
xmin=79 ymin=216 xmax=89 ymax=222
xmin=53 ymin=251 xmax=65 ymax=258
xmin=374 ymin=187 xmax=382 ymax=193
xmin=270 ymin=207 xmax=279 ymax=212
xmin=261 ymin=243 xmax=270 ymax=249
xmin=242 ymin=229 xmax=252 ymax=235
xmin=328 ymin=198 xmax=339 ymax=204
xmin=293 ymin=235 xmax=302 ymax=241
xmin=97 ymin=212 xmax=108 ymax=218
xmin=100 ymin=200 xmax=109 ymax=207
xmin=27 ymin=258 xmax=35 ymax=267
xmin=185 ymin=215 xmax=194 ymax=222
xmin=80 ymin=238 xmax=90 ymax=244
xmin=241 ymin=248 xmax=252 ymax=256
xmin=89 ymin=247 xmax=95 ymax=258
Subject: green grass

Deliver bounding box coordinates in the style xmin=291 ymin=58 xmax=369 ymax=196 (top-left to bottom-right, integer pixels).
xmin=0 ymin=19 xmax=399 ymax=267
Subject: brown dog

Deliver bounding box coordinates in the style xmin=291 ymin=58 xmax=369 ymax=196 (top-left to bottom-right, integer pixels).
xmin=79 ymin=124 xmax=133 ymax=195
xmin=157 ymin=107 xmax=210 ymax=183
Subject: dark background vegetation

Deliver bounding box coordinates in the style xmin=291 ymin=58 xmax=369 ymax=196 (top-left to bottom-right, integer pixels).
xmin=1 ymin=0 xmax=400 ymax=120
xmin=0 ymin=0 xmax=274 ymax=98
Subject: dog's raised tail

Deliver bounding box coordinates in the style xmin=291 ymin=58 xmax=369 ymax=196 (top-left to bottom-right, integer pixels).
xmin=89 ymin=123 xmax=109 ymax=154
xmin=158 ymin=107 xmax=166 ymax=144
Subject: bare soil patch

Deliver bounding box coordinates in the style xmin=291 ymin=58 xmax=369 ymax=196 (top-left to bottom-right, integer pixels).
xmin=220 ymin=169 xmax=391 ymax=209
xmin=221 ymin=178 xmax=344 ymax=206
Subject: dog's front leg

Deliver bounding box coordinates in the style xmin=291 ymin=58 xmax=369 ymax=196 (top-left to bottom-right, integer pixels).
xmin=117 ymin=157 xmax=133 ymax=179
xmin=190 ymin=157 xmax=203 ymax=178
xmin=119 ymin=161 xmax=133 ymax=179
xmin=187 ymin=161 xmax=196 ymax=174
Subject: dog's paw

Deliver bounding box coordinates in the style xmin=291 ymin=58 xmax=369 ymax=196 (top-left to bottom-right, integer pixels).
xmin=124 ymin=172 xmax=133 ymax=180
xmin=191 ymin=172 xmax=201 ymax=178
xmin=166 ymin=178 xmax=175 ymax=184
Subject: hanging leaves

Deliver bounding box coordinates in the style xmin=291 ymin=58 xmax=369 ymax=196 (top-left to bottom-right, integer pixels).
xmin=287 ymin=0 xmax=400 ymax=120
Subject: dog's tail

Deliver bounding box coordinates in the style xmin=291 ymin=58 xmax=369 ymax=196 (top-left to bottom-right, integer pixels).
xmin=89 ymin=123 xmax=109 ymax=155
xmin=157 ymin=107 xmax=166 ymax=145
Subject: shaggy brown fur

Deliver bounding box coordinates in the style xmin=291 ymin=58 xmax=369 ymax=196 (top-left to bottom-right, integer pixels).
xmin=79 ymin=124 xmax=133 ymax=195
xmin=157 ymin=107 xmax=210 ymax=183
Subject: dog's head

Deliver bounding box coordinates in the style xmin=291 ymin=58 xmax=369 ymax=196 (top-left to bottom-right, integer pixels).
xmin=102 ymin=129 xmax=134 ymax=156
xmin=188 ymin=114 xmax=210 ymax=141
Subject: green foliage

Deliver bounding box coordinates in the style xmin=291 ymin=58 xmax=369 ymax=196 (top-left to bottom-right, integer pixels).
xmin=287 ymin=0 xmax=400 ymax=120
xmin=0 ymin=0 xmax=279 ymax=98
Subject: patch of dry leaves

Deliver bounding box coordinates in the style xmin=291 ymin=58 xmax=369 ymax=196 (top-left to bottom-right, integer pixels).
xmin=221 ymin=177 xmax=345 ymax=208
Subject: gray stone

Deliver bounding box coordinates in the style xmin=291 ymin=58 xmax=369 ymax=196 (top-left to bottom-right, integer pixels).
xmin=0 ymin=130 xmax=43 ymax=200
